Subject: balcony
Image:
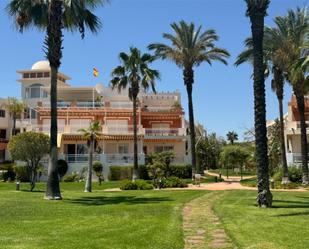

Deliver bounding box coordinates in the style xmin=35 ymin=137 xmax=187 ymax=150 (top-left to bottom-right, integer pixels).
xmin=65 ymin=154 xmax=100 ymax=163
xmin=145 ymin=128 xmax=186 ymax=137
xmin=102 ymin=125 xmax=144 ymax=135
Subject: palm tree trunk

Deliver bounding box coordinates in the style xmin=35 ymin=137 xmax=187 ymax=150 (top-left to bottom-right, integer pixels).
xmin=132 ymin=96 xmax=138 ymax=181
xmin=278 ymin=97 xmax=289 ymax=183
xmin=273 ymin=68 xmax=289 ymax=183
xmin=85 ymin=139 xmax=93 ymax=192
xmin=45 ymin=0 xmax=63 ymax=200
xmin=294 ymin=89 xmax=309 ymax=184
xmin=183 ymin=68 xmax=197 ymax=177
xmin=12 ymin=117 xmax=16 ymax=136
xmin=249 ymin=8 xmax=272 ymax=207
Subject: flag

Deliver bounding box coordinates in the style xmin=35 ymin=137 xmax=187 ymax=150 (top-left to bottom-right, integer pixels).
xmin=93 ymin=68 xmax=99 ymax=77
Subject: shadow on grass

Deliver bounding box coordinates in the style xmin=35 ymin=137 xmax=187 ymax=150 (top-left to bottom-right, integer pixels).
xmin=274 ymin=211 xmax=309 ymax=217
xmin=65 ymin=196 xmax=172 ymax=206
xmin=20 ymin=189 xmax=45 ymax=193
xmin=272 ymin=199 xmax=309 ymax=209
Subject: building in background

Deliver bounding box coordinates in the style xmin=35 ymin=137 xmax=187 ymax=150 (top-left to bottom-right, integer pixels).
xmin=2 ymin=61 xmax=190 ymax=178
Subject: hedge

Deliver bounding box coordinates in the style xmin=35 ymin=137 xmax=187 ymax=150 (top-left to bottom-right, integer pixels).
xmin=109 ymin=164 xmax=192 ymax=180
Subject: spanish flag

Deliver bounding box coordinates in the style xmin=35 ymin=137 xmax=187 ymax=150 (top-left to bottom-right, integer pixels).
xmin=93 ymin=68 xmax=99 ymax=77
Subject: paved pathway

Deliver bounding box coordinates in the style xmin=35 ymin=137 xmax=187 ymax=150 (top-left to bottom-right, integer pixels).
xmin=183 ymin=192 xmax=234 ymax=249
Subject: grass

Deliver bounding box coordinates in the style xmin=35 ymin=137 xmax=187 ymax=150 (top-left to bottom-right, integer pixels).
xmin=240 ymin=177 xmax=302 ymax=189
xmin=209 ymin=168 xmax=255 ymax=177
xmin=212 ymin=190 xmax=309 ymax=249
xmin=0 ymin=182 xmax=204 ymax=249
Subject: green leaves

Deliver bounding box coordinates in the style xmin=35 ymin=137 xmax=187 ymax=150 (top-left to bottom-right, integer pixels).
xmin=148 ymin=20 xmax=230 ymax=69
xmin=110 ymin=47 xmax=160 ymax=100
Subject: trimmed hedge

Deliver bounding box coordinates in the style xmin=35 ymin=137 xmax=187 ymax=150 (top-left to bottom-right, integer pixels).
xmin=0 ymin=163 xmax=16 ymax=182
xmin=109 ymin=164 xmax=192 ymax=180
xmin=120 ymin=179 xmax=153 ymax=190
xmin=169 ymin=164 xmax=192 ymax=179
xmin=109 ymin=166 xmax=133 ymax=181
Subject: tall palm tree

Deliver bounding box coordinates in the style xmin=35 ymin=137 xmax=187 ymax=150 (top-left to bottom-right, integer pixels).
xmin=235 ymin=35 xmax=290 ymax=184
xmin=7 ymin=0 xmax=106 ymax=199
xmin=3 ymin=97 xmax=25 ymax=136
xmin=79 ymin=121 xmax=101 ymax=192
xmin=110 ymin=47 xmax=160 ymax=181
xmin=148 ymin=21 xmax=230 ymax=177
xmin=245 ymin=0 xmax=272 ymax=207
xmin=226 ymin=131 xmax=238 ymax=145
xmin=274 ymin=8 xmax=309 ymax=184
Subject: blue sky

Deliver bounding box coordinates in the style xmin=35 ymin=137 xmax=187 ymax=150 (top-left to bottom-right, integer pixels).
xmin=0 ymin=0 xmax=307 ymax=140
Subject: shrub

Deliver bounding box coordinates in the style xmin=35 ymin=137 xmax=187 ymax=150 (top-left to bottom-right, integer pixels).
xmin=138 ymin=165 xmax=150 ymax=180
xmin=93 ymin=161 xmax=104 ymax=184
xmin=57 ymin=159 xmax=69 ymax=178
xmin=273 ymin=166 xmax=302 ymax=183
xmin=0 ymin=163 xmax=16 ymax=182
xmin=13 ymin=165 xmax=29 ymax=182
xmin=162 ymin=176 xmax=188 ymax=188
xmin=109 ymin=166 xmax=133 ymax=180
xmin=120 ymin=179 xmax=153 ymax=190
xmin=169 ymin=164 xmax=192 ymax=179
xmin=63 ymin=173 xmax=79 ymax=182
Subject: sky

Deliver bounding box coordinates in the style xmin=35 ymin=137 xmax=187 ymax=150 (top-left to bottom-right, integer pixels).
xmin=0 ymin=0 xmax=308 ymax=140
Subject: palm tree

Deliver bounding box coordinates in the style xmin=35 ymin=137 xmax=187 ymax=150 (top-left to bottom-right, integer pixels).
xmin=235 ymin=36 xmax=290 ymax=184
xmin=2 ymin=97 xmax=25 ymax=136
xmin=7 ymin=0 xmax=106 ymax=199
xmin=110 ymin=47 xmax=160 ymax=181
xmin=148 ymin=21 xmax=230 ymax=177
xmin=244 ymin=0 xmax=272 ymax=207
xmin=273 ymin=8 xmax=309 ymax=184
xmin=79 ymin=121 xmax=101 ymax=192
xmin=226 ymin=131 xmax=238 ymax=145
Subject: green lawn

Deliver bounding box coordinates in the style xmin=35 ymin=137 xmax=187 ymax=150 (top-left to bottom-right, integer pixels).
xmin=213 ymin=190 xmax=309 ymax=249
xmin=0 ymin=182 xmax=204 ymax=249
xmin=2 ymin=182 xmax=309 ymax=249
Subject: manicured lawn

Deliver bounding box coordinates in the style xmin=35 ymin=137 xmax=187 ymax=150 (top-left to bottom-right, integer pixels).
xmin=240 ymin=177 xmax=302 ymax=189
xmin=213 ymin=190 xmax=309 ymax=249
xmin=0 ymin=182 xmax=204 ymax=249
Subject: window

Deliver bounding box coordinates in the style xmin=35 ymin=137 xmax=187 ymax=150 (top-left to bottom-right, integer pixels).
xmin=0 ymin=110 xmax=5 ymax=118
xmin=154 ymin=145 xmax=174 ymax=153
xmin=44 ymin=72 xmax=50 ymax=77
xmin=0 ymin=129 xmax=6 ymax=139
xmin=25 ymin=84 xmax=48 ymax=99
xmin=30 ymin=73 xmax=36 ymax=78
xmin=37 ymin=72 xmax=43 ymax=78
xmin=118 ymin=144 xmax=129 ymax=154
xmin=77 ymin=144 xmax=88 ymax=154
xmin=23 ymin=73 xmax=29 ymax=78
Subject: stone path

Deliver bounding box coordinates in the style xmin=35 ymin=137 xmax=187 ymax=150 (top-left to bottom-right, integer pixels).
xmin=183 ymin=192 xmax=235 ymax=249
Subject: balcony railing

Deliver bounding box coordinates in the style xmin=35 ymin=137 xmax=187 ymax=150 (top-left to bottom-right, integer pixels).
xmin=65 ymin=154 xmax=100 ymax=163
xmin=104 ymin=153 xmax=144 ymax=165
xmin=23 ymin=124 xmax=185 ymax=137
xmin=102 ymin=125 xmax=143 ymax=135
xmin=145 ymin=128 xmax=185 ymax=136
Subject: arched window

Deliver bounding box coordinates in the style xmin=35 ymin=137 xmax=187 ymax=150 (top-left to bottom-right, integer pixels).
xmin=25 ymin=84 xmax=48 ymax=99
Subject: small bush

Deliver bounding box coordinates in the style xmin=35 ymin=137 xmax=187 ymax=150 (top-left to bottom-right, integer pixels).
xmin=0 ymin=163 xmax=16 ymax=182
xmin=273 ymin=166 xmax=302 ymax=183
xmin=138 ymin=165 xmax=150 ymax=180
xmin=63 ymin=173 xmax=79 ymax=182
xmin=120 ymin=179 xmax=153 ymax=190
xmin=169 ymin=164 xmax=192 ymax=179
xmin=162 ymin=176 xmax=188 ymax=188
xmin=109 ymin=166 xmax=133 ymax=180
xmin=93 ymin=161 xmax=103 ymax=174
xmin=13 ymin=165 xmax=29 ymax=182
xmin=57 ymin=159 xmax=69 ymax=178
